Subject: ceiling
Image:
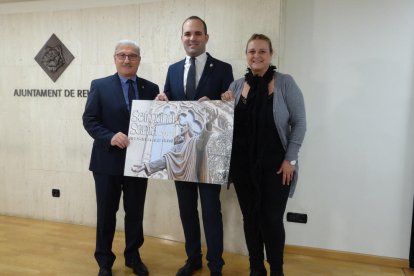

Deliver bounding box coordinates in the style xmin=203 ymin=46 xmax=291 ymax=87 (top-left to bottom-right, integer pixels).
xmin=0 ymin=0 xmax=43 ymax=3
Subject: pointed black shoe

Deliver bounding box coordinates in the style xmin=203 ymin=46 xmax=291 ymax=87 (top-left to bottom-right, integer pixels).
xmin=125 ymin=260 xmax=149 ymax=276
xmin=176 ymin=259 xmax=202 ymax=276
xmin=98 ymin=268 xmax=112 ymax=276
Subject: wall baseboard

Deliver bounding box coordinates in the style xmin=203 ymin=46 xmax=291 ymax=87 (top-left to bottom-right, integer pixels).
xmin=285 ymin=244 xmax=409 ymax=268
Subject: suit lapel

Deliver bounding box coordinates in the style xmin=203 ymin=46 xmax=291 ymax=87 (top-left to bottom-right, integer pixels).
xmin=137 ymin=76 xmax=144 ymax=99
xmin=177 ymin=59 xmax=187 ymax=99
xmin=196 ymin=54 xmax=214 ymax=98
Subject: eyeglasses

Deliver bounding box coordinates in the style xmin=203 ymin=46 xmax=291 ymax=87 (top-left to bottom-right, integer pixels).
xmin=116 ymin=53 xmax=139 ymax=61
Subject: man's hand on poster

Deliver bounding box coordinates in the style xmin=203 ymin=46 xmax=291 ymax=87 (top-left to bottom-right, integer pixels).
xmin=155 ymin=92 xmax=169 ymax=101
xmin=111 ymin=132 xmax=129 ymax=149
xmin=198 ymin=96 xmax=210 ymax=102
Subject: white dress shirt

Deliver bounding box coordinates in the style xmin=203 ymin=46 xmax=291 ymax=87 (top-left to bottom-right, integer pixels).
xmin=183 ymin=52 xmax=207 ymax=94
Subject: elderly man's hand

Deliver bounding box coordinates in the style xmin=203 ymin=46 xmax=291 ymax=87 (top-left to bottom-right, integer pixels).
xmin=110 ymin=132 xmax=129 ymax=149
xmin=155 ymin=92 xmax=169 ymax=101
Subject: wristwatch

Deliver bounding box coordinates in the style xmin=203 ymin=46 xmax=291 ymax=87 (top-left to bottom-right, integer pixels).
xmin=289 ymin=160 xmax=297 ymax=166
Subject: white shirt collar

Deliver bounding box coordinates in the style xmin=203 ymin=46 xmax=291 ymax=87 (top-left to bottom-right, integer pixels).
xmin=186 ymin=52 xmax=207 ymax=64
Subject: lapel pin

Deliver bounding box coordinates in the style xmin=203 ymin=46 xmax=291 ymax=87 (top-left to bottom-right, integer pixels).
xmin=210 ymin=63 xmax=213 ymax=67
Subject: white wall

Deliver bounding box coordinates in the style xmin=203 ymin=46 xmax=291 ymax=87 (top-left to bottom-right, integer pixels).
xmin=0 ymin=0 xmax=280 ymax=256
xmin=1 ymin=0 xmax=413 ymax=261
xmin=280 ymin=0 xmax=414 ymax=259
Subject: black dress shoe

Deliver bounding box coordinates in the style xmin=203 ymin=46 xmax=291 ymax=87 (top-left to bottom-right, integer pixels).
xmin=98 ymin=268 xmax=112 ymax=276
xmin=126 ymin=260 xmax=149 ymax=276
xmin=270 ymin=272 xmax=284 ymax=276
xmin=250 ymin=270 xmax=267 ymax=276
xmin=176 ymin=259 xmax=202 ymax=276
xmin=210 ymin=272 xmax=222 ymax=276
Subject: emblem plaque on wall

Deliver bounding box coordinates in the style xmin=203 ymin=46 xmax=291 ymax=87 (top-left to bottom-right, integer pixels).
xmin=34 ymin=33 xmax=74 ymax=82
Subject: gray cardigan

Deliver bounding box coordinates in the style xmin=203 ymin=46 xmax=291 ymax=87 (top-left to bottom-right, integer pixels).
xmin=228 ymin=72 xmax=306 ymax=197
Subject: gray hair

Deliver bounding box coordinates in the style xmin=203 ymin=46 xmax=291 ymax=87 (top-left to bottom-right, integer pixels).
xmin=114 ymin=39 xmax=140 ymax=55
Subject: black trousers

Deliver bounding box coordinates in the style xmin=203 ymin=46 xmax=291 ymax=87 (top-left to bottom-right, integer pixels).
xmin=93 ymin=173 xmax=148 ymax=269
xmin=175 ymin=181 xmax=224 ymax=272
xmin=232 ymin=166 xmax=290 ymax=272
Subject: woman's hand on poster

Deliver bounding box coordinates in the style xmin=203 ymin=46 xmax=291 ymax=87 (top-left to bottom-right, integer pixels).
xmin=221 ymin=90 xmax=234 ymax=101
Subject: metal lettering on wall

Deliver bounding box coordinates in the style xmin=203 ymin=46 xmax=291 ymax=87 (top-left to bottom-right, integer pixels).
xmin=34 ymin=34 xmax=74 ymax=82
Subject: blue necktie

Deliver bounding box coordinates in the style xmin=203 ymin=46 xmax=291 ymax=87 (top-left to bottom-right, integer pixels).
xmin=127 ymin=79 xmax=135 ymax=111
xmin=186 ymin=57 xmax=196 ymax=100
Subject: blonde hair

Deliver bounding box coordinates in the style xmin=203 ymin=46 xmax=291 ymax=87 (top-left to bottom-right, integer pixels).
xmin=245 ymin=33 xmax=273 ymax=54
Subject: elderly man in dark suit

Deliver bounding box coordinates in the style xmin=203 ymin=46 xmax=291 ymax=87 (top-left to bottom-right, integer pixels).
xmin=156 ymin=16 xmax=233 ymax=276
xmin=83 ymin=40 xmax=159 ymax=276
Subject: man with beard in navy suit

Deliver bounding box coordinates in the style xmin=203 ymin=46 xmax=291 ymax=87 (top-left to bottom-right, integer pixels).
xmin=156 ymin=16 xmax=233 ymax=276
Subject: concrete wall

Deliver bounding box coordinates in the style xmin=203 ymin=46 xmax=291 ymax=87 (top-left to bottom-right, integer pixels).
xmin=0 ymin=0 xmax=280 ymax=256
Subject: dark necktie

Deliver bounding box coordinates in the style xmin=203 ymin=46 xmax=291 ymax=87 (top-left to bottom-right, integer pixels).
xmin=127 ymin=79 xmax=135 ymax=111
xmin=186 ymin=57 xmax=196 ymax=100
